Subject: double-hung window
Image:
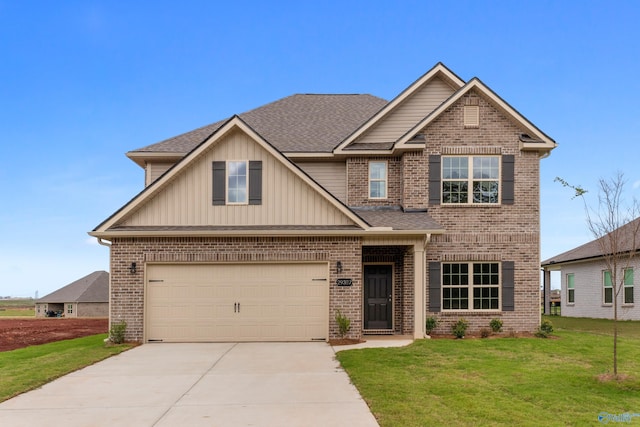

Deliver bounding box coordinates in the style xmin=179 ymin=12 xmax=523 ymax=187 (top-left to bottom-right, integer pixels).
xmin=624 ymin=268 xmax=634 ymax=304
xmin=442 ymin=156 xmax=500 ymax=204
xmin=227 ymin=161 xmax=248 ymax=204
xmin=369 ymin=161 xmax=387 ymax=199
xmin=566 ymin=273 xmax=575 ymax=304
xmin=442 ymin=262 xmax=500 ymax=310
xmin=603 ymin=270 xmax=613 ymax=304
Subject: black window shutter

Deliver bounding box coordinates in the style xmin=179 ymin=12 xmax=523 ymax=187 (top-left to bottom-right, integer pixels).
xmin=502 ymin=155 xmax=514 ymax=205
xmin=429 ymin=155 xmax=441 ymax=205
xmin=212 ymin=161 xmax=226 ymax=205
xmin=428 ymin=262 xmax=441 ymax=312
xmin=502 ymin=261 xmax=515 ymax=311
xmin=248 ymin=161 xmax=262 ymax=205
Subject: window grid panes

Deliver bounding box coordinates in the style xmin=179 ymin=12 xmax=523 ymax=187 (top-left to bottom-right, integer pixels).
xmin=227 ymin=161 xmax=247 ymax=204
xmin=369 ymin=161 xmax=387 ymax=199
xmin=603 ymin=270 xmax=613 ymax=304
xmin=567 ymin=273 xmax=575 ymax=303
xmin=624 ymin=268 xmax=634 ymax=304
xmin=443 ymin=262 xmax=500 ymax=310
xmin=442 ymin=156 xmax=499 ymax=204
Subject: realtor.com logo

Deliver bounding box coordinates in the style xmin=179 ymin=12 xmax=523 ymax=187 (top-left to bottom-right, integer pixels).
xmin=598 ymin=412 xmax=640 ymax=424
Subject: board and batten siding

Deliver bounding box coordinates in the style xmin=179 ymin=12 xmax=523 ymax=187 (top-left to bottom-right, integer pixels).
xmin=121 ymin=129 xmax=355 ymax=227
xmin=295 ymin=162 xmax=347 ymax=203
xmin=358 ymin=77 xmax=456 ymax=144
xmin=145 ymin=163 xmax=176 ymax=187
xmin=561 ymin=258 xmax=639 ymax=321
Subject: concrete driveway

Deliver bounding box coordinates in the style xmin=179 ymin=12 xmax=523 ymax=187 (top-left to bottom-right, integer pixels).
xmin=0 ymin=342 xmax=379 ymax=427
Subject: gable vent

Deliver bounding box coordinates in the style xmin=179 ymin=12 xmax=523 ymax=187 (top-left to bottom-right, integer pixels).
xmin=464 ymin=105 xmax=480 ymax=128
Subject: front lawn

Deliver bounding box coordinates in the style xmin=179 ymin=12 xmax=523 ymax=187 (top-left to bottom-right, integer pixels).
xmin=0 ymin=334 xmax=132 ymax=402
xmin=337 ymin=318 xmax=640 ymax=426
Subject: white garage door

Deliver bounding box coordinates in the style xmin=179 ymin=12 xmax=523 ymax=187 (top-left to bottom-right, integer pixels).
xmin=145 ymin=263 xmax=328 ymax=342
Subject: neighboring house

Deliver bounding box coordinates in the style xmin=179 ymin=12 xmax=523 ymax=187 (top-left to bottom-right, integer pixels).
xmin=35 ymin=271 xmax=109 ymax=318
xmin=90 ymin=63 xmax=556 ymax=343
xmin=541 ymin=218 xmax=639 ymax=320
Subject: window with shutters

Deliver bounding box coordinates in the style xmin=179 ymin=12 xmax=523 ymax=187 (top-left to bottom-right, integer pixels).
xmin=442 ymin=156 xmax=500 ymax=204
xmin=212 ymin=161 xmax=262 ymax=206
xmin=442 ymin=262 xmax=501 ymax=311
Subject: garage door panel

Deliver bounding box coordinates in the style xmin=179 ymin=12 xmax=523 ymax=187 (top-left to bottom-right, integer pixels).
xmin=146 ymin=263 xmax=328 ymax=342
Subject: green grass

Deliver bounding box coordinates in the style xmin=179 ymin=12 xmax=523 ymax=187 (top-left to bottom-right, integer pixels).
xmin=337 ymin=318 xmax=640 ymax=427
xmin=0 ymin=334 xmax=132 ymax=402
xmin=0 ymin=299 xmax=35 ymax=317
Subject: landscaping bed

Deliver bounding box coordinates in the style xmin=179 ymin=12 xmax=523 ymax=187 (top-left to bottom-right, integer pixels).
xmin=0 ymin=318 xmax=108 ymax=352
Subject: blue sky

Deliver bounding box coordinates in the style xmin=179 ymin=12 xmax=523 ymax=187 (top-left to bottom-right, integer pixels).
xmin=1 ymin=1 xmax=639 ymax=297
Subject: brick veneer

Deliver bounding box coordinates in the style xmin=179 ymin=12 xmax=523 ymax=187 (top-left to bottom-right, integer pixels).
xmin=110 ymin=236 xmax=365 ymax=342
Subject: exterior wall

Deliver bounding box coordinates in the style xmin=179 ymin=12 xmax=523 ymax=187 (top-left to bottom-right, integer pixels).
xmin=35 ymin=303 xmax=47 ymax=317
xmin=560 ymin=259 xmax=639 ymax=320
xmin=65 ymin=303 xmax=77 ymax=318
xmin=295 ymin=161 xmax=347 ymax=203
xmin=358 ymin=77 xmax=456 ymax=144
xmin=77 ymin=302 xmax=109 ymax=318
xmin=421 ymin=91 xmax=541 ymax=334
xmin=347 ymin=157 xmax=402 ymax=207
xmin=123 ymin=129 xmax=354 ymax=227
xmin=109 ymin=236 xmax=364 ymax=342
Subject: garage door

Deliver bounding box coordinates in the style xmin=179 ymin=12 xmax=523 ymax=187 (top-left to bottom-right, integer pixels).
xmin=145 ymin=263 xmax=328 ymax=342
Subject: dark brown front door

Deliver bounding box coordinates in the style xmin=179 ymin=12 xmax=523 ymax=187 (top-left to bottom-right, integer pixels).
xmin=364 ymin=264 xmax=393 ymax=330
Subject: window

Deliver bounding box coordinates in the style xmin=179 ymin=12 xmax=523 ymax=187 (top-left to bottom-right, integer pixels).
xmin=227 ymin=161 xmax=247 ymax=204
xmin=212 ymin=161 xmax=262 ymax=206
xmin=369 ymin=161 xmax=387 ymax=199
xmin=624 ymin=268 xmax=634 ymax=304
xmin=442 ymin=262 xmax=500 ymax=310
xmin=67 ymin=304 xmax=73 ymax=314
xmin=566 ymin=273 xmax=575 ymax=304
xmin=442 ymin=156 xmax=500 ymax=204
xmin=603 ymin=270 xmax=613 ymax=304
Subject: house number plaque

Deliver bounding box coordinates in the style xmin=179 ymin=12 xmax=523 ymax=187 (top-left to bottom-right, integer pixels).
xmin=336 ymin=278 xmax=353 ymax=286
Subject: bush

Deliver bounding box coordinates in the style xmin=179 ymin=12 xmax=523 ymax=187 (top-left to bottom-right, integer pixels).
xmin=451 ymin=318 xmax=469 ymax=339
xmin=335 ymin=310 xmax=351 ymax=338
xmin=425 ymin=316 xmax=438 ymax=335
xmin=535 ymin=319 xmax=554 ymax=338
xmin=109 ymin=320 xmax=127 ymax=344
xmin=489 ymin=318 xmax=503 ymax=333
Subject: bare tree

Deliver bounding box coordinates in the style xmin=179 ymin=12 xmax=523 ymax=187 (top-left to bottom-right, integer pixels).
xmin=556 ymin=172 xmax=640 ymax=377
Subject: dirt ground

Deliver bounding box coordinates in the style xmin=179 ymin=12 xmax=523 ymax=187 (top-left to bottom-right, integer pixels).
xmin=0 ymin=318 xmax=108 ymax=352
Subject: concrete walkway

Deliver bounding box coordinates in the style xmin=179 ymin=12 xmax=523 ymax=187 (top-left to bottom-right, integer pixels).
xmin=0 ymin=342 xmax=382 ymax=427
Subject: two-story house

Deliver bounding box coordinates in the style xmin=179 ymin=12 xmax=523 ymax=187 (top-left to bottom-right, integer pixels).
xmin=90 ymin=63 xmax=556 ymax=343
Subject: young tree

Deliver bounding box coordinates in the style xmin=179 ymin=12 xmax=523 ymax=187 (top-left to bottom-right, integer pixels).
xmin=556 ymin=173 xmax=640 ymax=377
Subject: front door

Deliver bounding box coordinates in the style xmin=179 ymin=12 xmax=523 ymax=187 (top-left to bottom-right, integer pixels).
xmin=364 ymin=264 xmax=393 ymax=330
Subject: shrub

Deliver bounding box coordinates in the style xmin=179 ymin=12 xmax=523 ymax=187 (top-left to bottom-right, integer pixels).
xmin=489 ymin=318 xmax=503 ymax=333
xmin=335 ymin=310 xmax=351 ymax=338
xmin=451 ymin=318 xmax=469 ymax=339
xmin=425 ymin=316 xmax=438 ymax=335
xmin=109 ymin=320 xmax=127 ymax=344
xmin=535 ymin=319 xmax=554 ymax=338
xmin=480 ymin=328 xmax=491 ymax=338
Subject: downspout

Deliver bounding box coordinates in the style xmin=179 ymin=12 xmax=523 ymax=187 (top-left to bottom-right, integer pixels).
xmin=96 ymin=238 xmax=111 ymax=247
xmin=95 ymin=237 xmax=113 ymax=338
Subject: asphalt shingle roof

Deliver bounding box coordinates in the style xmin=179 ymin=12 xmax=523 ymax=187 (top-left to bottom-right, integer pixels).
xmin=351 ymin=207 xmax=444 ymax=232
xmin=541 ymin=217 xmax=640 ymax=266
xmin=132 ymin=94 xmax=388 ymax=154
xmin=37 ymin=271 xmax=109 ymax=303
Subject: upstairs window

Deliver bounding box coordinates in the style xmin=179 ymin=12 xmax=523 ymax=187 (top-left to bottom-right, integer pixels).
xmin=624 ymin=268 xmax=634 ymax=304
xmin=442 ymin=156 xmax=500 ymax=204
xmin=567 ymin=273 xmax=575 ymax=304
xmin=369 ymin=161 xmax=387 ymax=199
xmin=212 ymin=161 xmax=262 ymax=206
xmin=603 ymin=270 xmax=613 ymax=304
xmin=227 ymin=161 xmax=248 ymax=204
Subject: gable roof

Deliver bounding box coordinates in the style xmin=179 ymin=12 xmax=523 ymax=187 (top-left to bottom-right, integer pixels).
xmin=542 ymin=217 xmax=640 ymax=267
xmin=92 ymin=116 xmax=372 ymax=235
xmin=395 ymin=78 xmax=556 ymax=152
xmin=334 ymin=62 xmax=465 ymax=154
xmin=128 ymin=94 xmax=387 ymax=161
xmin=37 ymin=271 xmax=109 ymax=304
